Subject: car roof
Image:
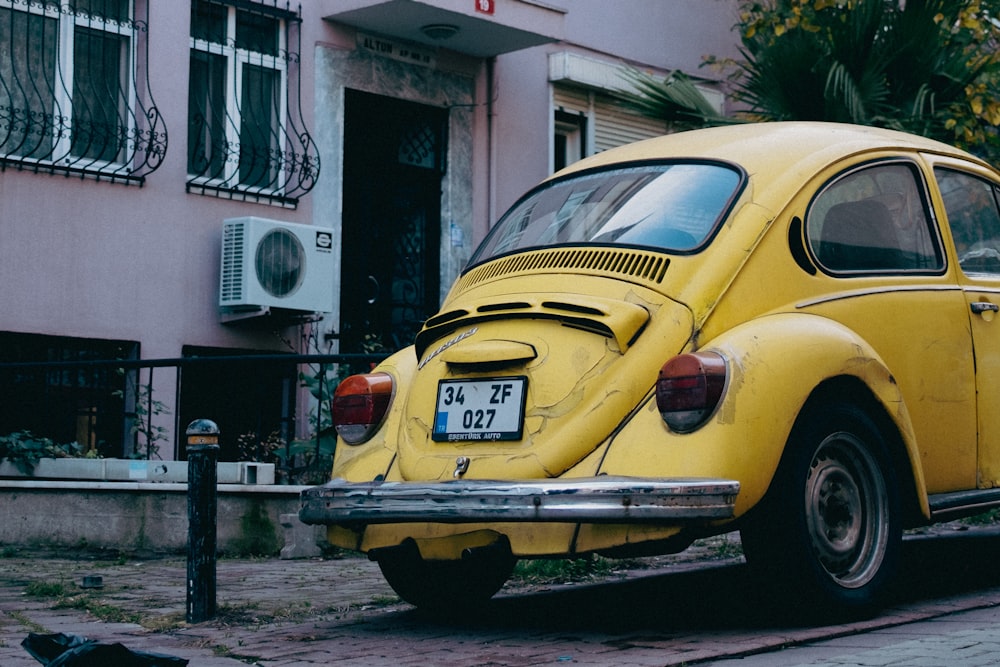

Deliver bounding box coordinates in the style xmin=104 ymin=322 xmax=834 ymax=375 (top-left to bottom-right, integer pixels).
xmin=557 ymin=121 xmax=993 ymax=181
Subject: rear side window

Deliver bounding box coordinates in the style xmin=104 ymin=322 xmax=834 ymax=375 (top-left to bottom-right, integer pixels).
xmin=807 ymin=162 xmax=943 ymax=274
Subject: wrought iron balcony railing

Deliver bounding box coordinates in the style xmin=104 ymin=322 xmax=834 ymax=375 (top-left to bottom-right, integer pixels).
xmin=0 ymin=0 xmax=167 ymax=185
xmin=186 ymin=0 xmax=319 ymax=208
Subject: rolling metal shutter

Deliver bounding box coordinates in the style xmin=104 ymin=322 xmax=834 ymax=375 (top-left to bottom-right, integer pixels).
xmin=593 ymin=98 xmax=667 ymax=153
xmin=553 ymin=84 xmax=667 ymax=156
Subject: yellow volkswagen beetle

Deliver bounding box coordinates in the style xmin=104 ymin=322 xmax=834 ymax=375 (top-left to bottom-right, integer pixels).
xmin=302 ymin=122 xmax=1000 ymax=619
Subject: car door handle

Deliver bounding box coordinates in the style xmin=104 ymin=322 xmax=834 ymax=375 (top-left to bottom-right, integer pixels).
xmin=971 ymin=301 xmax=1000 ymax=314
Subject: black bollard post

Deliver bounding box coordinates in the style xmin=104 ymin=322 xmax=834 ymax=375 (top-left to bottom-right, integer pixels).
xmin=186 ymin=419 xmax=220 ymax=623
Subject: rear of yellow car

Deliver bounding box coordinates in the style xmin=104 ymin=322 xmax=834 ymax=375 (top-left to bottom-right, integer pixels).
xmin=300 ymin=122 xmax=993 ymax=618
xmin=301 ymin=160 xmax=751 ymax=610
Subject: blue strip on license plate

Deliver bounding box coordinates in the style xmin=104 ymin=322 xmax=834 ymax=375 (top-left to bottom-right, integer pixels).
xmin=432 ymin=377 xmax=527 ymax=442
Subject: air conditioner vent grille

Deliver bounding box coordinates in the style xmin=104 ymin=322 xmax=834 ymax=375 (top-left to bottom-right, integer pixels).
xmin=220 ymin=223 xmax=246 ymax=302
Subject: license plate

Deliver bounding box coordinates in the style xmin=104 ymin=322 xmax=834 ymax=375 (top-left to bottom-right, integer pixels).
xmin=432 ymin=377 xmax=527 ymax=442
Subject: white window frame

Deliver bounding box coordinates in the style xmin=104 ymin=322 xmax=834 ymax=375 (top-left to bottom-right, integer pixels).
xmin=0 ymin=0 xmax=136 ymax=169
xmin=188 ymin=2 xmax=289 ymax=195
xmin=554 ymin=110 xmax=586 ymax=172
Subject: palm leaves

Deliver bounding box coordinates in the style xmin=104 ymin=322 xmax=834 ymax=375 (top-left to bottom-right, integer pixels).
xmin=626 ymin=0 xmax=1000 ymax=159
xmin=616 ymin=68 xmax=736 ymax=128
xmin=741 ymin=0 xmax=1000 ymax=150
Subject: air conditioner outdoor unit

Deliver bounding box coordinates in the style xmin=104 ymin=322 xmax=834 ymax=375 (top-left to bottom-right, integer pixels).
xmin=219 ymin=217 xmax=335 ymax=313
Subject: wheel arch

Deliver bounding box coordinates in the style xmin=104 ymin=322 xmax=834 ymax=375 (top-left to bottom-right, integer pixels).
xmin=707 ymin=312 xmax=930 ymax=522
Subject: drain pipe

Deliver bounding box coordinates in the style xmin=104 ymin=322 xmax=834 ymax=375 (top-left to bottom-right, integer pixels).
xmin=486 ymin=56 xmax=497 ymax=236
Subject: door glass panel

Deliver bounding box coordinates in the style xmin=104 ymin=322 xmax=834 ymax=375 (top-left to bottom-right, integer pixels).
xmin=935 ymin=168 xmax=1000 ymax=275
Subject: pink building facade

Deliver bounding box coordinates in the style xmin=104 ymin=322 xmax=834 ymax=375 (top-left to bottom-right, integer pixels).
xmin=0 ymin=0 xmax=740 ymax=460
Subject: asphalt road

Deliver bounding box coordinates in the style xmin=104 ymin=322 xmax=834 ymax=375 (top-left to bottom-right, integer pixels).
xmin=1 ymin=525 xmax=999 ymax=666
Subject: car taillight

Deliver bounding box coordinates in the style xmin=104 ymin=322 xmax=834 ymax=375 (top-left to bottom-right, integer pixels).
xmin=332 ymin=372 xmax=394 ymax=444
xmin=655 ymin=351 xmax=727 ymax=433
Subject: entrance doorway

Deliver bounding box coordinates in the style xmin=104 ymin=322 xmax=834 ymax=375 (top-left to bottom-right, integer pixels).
xmin=340 ymin=89 xmax=446 ymax=353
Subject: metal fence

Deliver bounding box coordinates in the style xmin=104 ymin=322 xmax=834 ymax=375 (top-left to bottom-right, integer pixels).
xmin=0 ymin=353 xmax=387 ymax=484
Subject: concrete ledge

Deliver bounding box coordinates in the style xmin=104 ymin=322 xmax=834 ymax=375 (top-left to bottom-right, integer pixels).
xmin=0 ymin=480 xmax=291 ymax=493
xmin=0 ymin=458 xmax=275 ymax=484
xmin=0 ymin=481 xmax=326 ymax=558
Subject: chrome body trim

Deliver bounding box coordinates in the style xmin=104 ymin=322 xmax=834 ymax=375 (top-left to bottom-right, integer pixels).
xmin=299 ymin=476 xmax=740 ymax=526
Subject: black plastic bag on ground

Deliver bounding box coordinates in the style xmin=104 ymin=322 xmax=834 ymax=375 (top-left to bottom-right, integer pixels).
xmin=22 ymin=633 xmax=188 ymax=667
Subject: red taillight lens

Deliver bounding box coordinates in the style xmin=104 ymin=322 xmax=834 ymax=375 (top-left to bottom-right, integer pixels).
xmin=655 ymin=352 xmax=727 ymax=433
xmin=332 ymin=373 xmax=394 ymax=444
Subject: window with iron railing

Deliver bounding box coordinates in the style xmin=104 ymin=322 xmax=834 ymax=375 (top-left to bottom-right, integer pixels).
xmin=187 ymin=0 xmax=319 ymax=208
xmin=0 ymin=0 xmax=166 ymax=183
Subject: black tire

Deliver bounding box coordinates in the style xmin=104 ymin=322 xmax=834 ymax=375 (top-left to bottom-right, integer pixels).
xmin=740 ymin=402 xmax=901 ymax=621
xmin=374 ymin=538 xmax=517 ymax=614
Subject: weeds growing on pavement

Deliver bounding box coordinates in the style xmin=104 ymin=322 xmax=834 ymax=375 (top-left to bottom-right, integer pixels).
xmin=368 ymin=594 xmax=400 ymax=607
xmin=962 ymin=508 xmax=1000 ymax=526
xmin=142 ymin=613 xmax=186 ymax=631
xmin=211 ymin=643 xmax=233 ymax=657
xmin=215 ymin=601 xmax=262 ymax=622
xmin=512 ymin=555 xmax=621 ymax=585
xmin=24 ymin=580 xmax=69 ymax=598
xmin=706 ymin=534 xmax=743 ymax=559
xmin=509 ymin=535 xmax=748 ymax=587
xmin=21 ymin=577 xmax=179 ymax=630
xmin=9 ymin=610 xmax=47 ymax=634
xmin=54 ymin=594 xmax=144 ymax=625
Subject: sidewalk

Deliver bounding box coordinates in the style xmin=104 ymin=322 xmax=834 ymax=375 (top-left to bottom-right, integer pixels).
xmin=700 ymin=604 xmax=1000 ymax=666
xmin=2 ymin=527 xmax=999 ymax=666
xmin=0 ymin=555 xmax=398 ymax=666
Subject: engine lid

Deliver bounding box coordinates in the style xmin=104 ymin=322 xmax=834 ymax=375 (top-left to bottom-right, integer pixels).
xmin=396 ymin=292 xmax=693 ymax=481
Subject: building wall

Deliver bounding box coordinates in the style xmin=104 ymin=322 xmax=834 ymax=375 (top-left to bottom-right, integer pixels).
xmin=489 ymin=0 xmax=742 ymax=218
xmin=0 ymin=1 xmax=316 ymax=356
xmin=0 ymin=0 xmax=741 ymax=458
xmin=0 ymin=1 xmax=328 ymax=458
xmin=560 ymin=0 xmax=740 ymax=73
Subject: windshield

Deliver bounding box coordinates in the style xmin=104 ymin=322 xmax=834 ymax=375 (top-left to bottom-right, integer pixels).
xmin=469 ymin=162 xmax=743 ymax=265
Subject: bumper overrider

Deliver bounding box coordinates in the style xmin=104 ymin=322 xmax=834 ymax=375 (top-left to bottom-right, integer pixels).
xmin=299 ymin=476 xmax=740 ymax=526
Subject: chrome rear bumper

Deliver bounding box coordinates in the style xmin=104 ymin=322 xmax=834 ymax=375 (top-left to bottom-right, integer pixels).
xmin=299 ymin=476 xmax=740 ymax=526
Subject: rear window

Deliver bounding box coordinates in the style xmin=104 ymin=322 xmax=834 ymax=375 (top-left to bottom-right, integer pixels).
xmin=469 ymin=163 xmax=743 ymax=265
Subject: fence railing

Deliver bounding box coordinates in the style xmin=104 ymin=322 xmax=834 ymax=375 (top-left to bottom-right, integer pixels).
xmin=0 ymin=353 xmax=388 ymax=484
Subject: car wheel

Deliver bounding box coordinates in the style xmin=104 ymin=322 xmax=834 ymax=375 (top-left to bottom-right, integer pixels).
xmin=740 ymin=402 xmax=900 ymax=620
xmin=374 ymin=538 xmax=517 ymax=614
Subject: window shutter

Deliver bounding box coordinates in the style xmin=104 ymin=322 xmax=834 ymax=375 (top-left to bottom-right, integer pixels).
xmin=554 ymin=84 xmax=668 ymax=157
xmin=593 ymin=98 xmax=667 ymax=154
xmin=553 ymin=86 xmax=590 ymax=116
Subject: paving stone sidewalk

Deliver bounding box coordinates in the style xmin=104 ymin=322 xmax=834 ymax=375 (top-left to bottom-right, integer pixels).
xmin=2 ymin=527 xmax=1000 ymax=666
